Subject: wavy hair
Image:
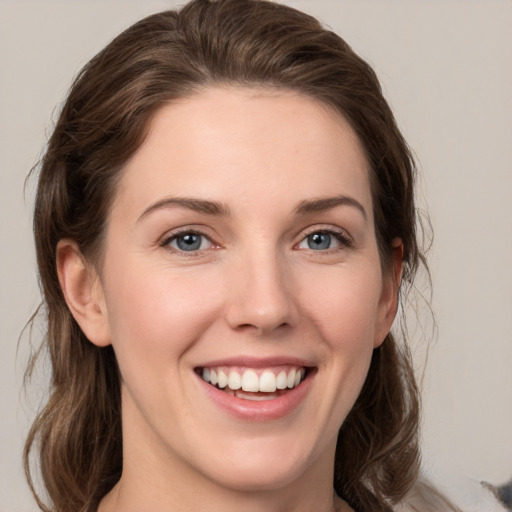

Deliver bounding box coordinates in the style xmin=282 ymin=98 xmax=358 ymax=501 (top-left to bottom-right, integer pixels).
xmin=25 ymin=1 xmax=445 ymax=510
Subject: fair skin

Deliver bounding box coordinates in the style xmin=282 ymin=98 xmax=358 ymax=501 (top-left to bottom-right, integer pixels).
xmin=57 ymin=87 xmax=402 ymax=512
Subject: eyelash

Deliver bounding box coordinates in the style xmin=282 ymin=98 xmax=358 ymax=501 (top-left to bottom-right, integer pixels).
xmin=297 ymin=227 xmax=353 ymax=252
xmin=160 ymin=228 xmax=217 ymax=256
xmin=160 ymin=226 xmax=352 ymax=255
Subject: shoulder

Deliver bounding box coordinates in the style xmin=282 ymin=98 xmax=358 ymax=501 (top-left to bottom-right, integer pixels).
xmin=394 ymin=478 xmax=458 ymax=512
xmin=395 ymin=477 xmax=509 ymax=512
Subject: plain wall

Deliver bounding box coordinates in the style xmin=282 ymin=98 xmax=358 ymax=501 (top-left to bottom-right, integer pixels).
xmin=1 ymin=1 xmax=511 ymax=510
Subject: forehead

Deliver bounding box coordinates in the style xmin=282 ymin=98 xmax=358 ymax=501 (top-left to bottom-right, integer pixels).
xmin=114 ymin=86 xmax=372 ymax=219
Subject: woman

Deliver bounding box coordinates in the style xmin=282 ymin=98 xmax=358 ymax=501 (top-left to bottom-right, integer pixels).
xmin=24 ymin=0 xmax=458 ymax=511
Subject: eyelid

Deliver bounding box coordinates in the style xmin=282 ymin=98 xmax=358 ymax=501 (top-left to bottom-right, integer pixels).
xmin=295 ymin=225 xmax=353 ymax=250
xmin=158 ymin=224 xmax=353 ymax=253
xmin=159 ymin=226 xmax=220 ymax=253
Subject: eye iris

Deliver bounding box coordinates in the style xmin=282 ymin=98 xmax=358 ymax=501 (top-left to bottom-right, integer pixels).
xmin=308 ymin=232 xmax=331 ymax=250
xmin=177 ymin=234 xmax=201 ymax=251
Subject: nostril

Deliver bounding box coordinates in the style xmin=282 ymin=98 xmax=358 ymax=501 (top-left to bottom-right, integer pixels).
xmin=234 ymin=321 xmax=290 ymax=335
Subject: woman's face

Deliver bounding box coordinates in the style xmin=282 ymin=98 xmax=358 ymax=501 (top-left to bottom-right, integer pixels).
xmin=92 ymin=87 xmax=399 ymax=492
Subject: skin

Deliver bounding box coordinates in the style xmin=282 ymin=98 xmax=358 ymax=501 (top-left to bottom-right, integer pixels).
xmin=57 ymin=87 xmax=402 ymax=512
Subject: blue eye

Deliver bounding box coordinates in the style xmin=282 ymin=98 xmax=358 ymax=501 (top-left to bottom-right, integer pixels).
xmin=168 ymin=232 xmax=212 ymax=252
xmin=298 ymin=230 xmax=348 ymax=251
xmin=306 ymin=232 xmax=332 ymax=250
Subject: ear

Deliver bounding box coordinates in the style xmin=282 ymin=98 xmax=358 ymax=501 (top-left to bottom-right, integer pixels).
xmin=374 ymin=238 xmax=403 ymax=348
xmin=56 ymin=239 xmax=111 ymax=347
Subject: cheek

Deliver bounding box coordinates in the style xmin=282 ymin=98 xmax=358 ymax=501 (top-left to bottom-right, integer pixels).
xmin=300 ymin=262 xmax=383 ymax=402
xmin=295 ymin=265 xmax=383 ymax=434
xmin=103 ymin=262 xmax=225 ymax=369
xmin=301 ymin=264 xmax=383 ymax=350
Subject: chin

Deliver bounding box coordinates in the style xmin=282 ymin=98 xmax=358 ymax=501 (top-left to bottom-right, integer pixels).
xmin=206 ymin=459 xmax=308 ymax=493
xmin=193 ymin=434 xmax=332 ymax=493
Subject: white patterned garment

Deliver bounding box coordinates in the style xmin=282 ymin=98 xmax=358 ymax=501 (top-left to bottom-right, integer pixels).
xmin=452 ymin=478 xmax=510 ymax=512
xmin=395 ymin=477 xmax=509 ymax=512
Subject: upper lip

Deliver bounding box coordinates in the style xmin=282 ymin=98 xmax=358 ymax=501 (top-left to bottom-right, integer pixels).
xmin=195 ymin=355 xmax=316 ymax=369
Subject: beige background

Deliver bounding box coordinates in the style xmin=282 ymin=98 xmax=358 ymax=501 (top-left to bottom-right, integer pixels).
xmin=1 ymin=1 xmax=511 ymax=510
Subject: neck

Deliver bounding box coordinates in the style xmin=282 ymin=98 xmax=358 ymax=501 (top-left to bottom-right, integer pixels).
xmin=98 ymin=391 xmax=353 ymax=512
xmin=100 ymin=481 xmax=350 ymax=512
xmin=98 ymin=433 xmax=349 ymax=512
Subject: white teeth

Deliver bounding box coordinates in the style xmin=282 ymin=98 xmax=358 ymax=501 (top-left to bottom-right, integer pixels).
xmin=228 ymin=371 xmax=242 ymax=390
xmin=217 ymin=370 xmax=228 ymax=389
xmin=276 ymin=370 xmax=288 ymax=390
xmin=241 ymin=370 xmax=259 ymax=392
xmin=236 ymin=390 xmax=278 ymax=401
xmin=287 ymin=368 xmax=296 ymax=389
xmin=201 ymin=366 xmax=306 ymax=393
xmin=259 ymin=370 xmax=277 ymax=392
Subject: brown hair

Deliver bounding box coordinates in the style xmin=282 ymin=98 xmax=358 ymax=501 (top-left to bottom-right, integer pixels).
xmin=25 ymin=1 xmax=435 ymax=510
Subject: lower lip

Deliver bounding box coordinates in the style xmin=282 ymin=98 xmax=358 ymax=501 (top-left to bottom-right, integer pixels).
xmin=196 ymin=372 xmax=314 ymax=421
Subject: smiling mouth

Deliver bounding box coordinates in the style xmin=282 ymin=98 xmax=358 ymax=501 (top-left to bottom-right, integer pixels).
xmin=196 ymin=365 xmax=309 ymax=401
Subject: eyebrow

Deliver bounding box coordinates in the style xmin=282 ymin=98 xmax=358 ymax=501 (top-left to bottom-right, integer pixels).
xmin=137 ymin=194 xmax=366 ymax=222
xmin=294 ymin=195 xmax=367 ymax=220
xmin=138 ymin=197 xmax=230 ymax=222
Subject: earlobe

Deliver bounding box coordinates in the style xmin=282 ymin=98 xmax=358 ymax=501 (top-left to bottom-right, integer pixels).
xmin=374 ymin=238 xmax=403 ymax=348
xmin=56 ymin=239 xmax=111 ymax=347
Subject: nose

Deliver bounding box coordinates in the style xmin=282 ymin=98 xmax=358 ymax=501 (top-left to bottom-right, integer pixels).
xmin=225 ymin=250 xmax=300 ymax=336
